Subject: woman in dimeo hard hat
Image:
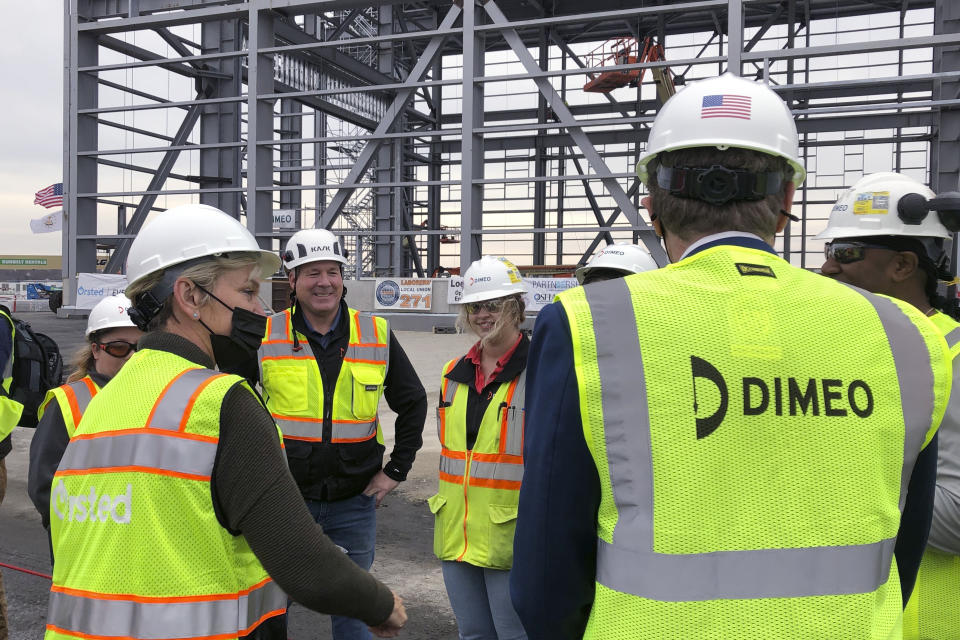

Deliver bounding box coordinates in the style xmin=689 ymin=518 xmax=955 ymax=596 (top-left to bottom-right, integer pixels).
xmin=430 ymin=255 xmax=529 ymax=640
xmin=575 ymin=243 xmax=659 ymax=285
xmin=27 ymin=294 xmax=142 ymax=550
xmin=42 ymin=204 xmax=406 ymax=640
xmin=819 ymin=172 xmax=960 ymax=640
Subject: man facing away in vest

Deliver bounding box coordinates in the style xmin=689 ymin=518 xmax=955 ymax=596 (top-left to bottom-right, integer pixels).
xmin=818 ymin=171 xmax=960 ymax=640
xmin=258 ymin=229 xmax=427 ymax=640
xmin=510 ymin=73 xmax=953 ymax=640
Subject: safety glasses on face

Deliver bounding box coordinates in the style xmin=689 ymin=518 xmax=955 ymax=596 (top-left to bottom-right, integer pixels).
xmin=464 ymin=298 xmax=507 ymax=314
xmin=823 ymin=241 xmax=893 ymax=264
xmin=96 ymin=340 xmax=138 ymax=358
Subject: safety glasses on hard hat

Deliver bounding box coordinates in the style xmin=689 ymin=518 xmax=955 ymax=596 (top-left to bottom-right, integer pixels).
xmin=823 ymin=241 xmax=893 ymax=264
xmin=464 ymin=299 xmax=508 ymax=314
xmin=96 ymin=340 xmax=138 ymax=358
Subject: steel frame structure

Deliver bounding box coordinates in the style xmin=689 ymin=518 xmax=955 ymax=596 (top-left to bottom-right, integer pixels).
xmin=63 ymin=0 xmax=959 ymax=303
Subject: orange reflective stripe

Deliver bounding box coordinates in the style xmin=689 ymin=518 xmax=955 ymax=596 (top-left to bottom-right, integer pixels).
xmin=45 ymin=623 xmax=283 ymax=640
xmin=342 ymin=357 xmax=387 ymax=366
xmin=330 ymin=435 xmax=376 ymax=443
xmin=499 ymin=377 xmax=519 ymax=455
xmin=442 ymin=448 xmax=467 ymax=460
xmin=55 ymin=466 xmax=210 ymax=482
xmin=468 ymin=477 xmax=522 ymax=490
xmin=63 ymin=385 xmax=83 ymax=427
xmin=69 ymin=428 xmax=219 ymax=444
xmin=272 ymin=413 xmax=322 ymax=423
xmin=50 ymin=577 xmax=275 ymax=604
xmin=179 ymin=374 xmax=228 ymax=432
xmin=471 ymin=452 xmax=523 ymax=465
xmin=354 ymin=312 xmax=363 ymax=342
xmin=260 ymin=355 xmax=315 ymax=361
xmin=144 ymin=369 xmax=193 ymax=428
xmin=282 ymin=434 xmax=323 ymax=443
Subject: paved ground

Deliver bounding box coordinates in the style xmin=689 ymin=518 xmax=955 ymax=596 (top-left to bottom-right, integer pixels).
xmin=0 ymin=311 xmax=478 ymax=639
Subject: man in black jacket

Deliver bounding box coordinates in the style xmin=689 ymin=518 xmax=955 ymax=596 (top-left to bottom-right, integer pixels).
xmin=258 ymin=228 xmax=427 ymax=640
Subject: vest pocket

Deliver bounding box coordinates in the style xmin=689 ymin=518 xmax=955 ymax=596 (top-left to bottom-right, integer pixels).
xmin=262 ymin=364 xmax=309 ymax=414
xmin=428 ymin=493 xmax=448 ymax=558
xmin=486 ymin=503 xmax=518 ymax=569
xmin=351 ymin=367 xmax=385 ymax=420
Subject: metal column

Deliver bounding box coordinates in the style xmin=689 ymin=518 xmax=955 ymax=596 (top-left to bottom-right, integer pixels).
xmin=247 ymin=7 xmax=276 ymax=258
xmin=460 ymin=1 xmax=485 ymax=271
xmin=200 ymin=19 xmax=242 ymax=215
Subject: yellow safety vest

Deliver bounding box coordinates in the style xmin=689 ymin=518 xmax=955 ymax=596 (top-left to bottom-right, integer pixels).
xmin=557 ymin=244 xmax=951 ymax=640
xmin=428 ymin=359 xmax=525 ymax=570
xmin=0 ymin=309 xmax=23 ymax=440
xmin=903 ymin=311 xmax=960 ymax=640
xmin=259 ymin=307 xmax=389 ymax=444
xmin=45 ymin=348 xmax=286 ymax=640
xmin=38 ymin=376 xmax=100 ymax=438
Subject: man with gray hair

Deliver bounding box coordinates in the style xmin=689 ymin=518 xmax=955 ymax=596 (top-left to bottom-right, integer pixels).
xmin=511 ymin=73 xmax=950 ymax=639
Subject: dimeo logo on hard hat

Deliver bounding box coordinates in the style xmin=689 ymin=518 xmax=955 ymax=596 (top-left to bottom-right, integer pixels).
xmin=690 ymin=356 xmax=874 ymax=439
xmin=469 ymin=276 xmax=492 ymax=285
xmin=51 ymin=480 xmax=132 ymax=524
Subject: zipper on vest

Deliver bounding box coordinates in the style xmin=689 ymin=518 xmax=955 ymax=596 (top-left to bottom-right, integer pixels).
xmin=457 ymin=450 xmax=473 ymax=562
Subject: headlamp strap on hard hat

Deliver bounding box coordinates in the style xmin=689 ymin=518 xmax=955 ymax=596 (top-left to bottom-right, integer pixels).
xmin=656 ymin=165 xmax=783 ymax=206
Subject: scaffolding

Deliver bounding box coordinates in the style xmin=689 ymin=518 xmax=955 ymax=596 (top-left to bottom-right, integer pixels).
xmin=62 ymin=0 xmax=960 ymax=301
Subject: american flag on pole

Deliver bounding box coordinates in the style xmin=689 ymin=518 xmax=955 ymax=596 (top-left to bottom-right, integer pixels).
xmin=700 ymin=94 xmax=752 ymax=120
xmin=34 ymin=183 xmax=64 ymax=209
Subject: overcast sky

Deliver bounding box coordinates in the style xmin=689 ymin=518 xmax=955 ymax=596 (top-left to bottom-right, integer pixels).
xmin=0 ymin=3 xmax=63 ymax=256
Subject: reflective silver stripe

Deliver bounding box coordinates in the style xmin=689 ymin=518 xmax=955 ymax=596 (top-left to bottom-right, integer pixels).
xmin=585 ymin=278 xmax=916 ymax=600
xmin=585 ymin=279 xmax=654 ymax=550
xmin=471 ymin=460 xmax=524 ymax=483
xmin=440 ymin=453 xmax=466 ymax=477
xmin=852 ymin=288 xmax=938 ymax=510
xmin=331 ymin=420 xmax=377 ymax=441
xmin=267 ymin=311 xmax=290 ymax=342
xmin=146 ymin=368 xmax=226 ymax=431
xmin=944 ymin=326 xmax=960 ymax=350
xmin=503 ymin=370 xmax=526 ymax=457
xmin=47 ymin=579 xmax=286 ymax=639
xmin=259 ymin=342 xmax=307 ymax=359
xmin=1 ymin=314 xmax=12 ymax=381
xmin=58 ymin=431 xmax=217 ymax=478
xmin=274 ymin=417 xmax=322 ymax=440
xmin=343 ymin=343 xmax=389 ymax=364
xmin=441 ymin=368 xmax=458 ymax=406
xmin=67 ymin=379 xmax=96 ymax=416
xmin=597 ymin=537 xmax=896 ymax=601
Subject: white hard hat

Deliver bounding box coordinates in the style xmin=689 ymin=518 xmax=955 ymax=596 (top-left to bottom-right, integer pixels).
xmin=125 ymin=204 xmax=281 ymax=289
xmin=575 ymin=243 xmax=659 ymax=284
xmin=816 ymin=172 xmax=951 ymax=241
xmin=460 ymin=256 xmax=527 ymax=304
xmin=85 ymin=294 xmax=137 ymax=338
xmin=282 ymin=228 xmax=348 ymax=271
xmin=636 ymin=73 xmax=805 ymax=187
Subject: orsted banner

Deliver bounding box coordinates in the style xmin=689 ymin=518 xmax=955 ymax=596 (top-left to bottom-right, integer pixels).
xmin=76 ymin=273 xmax=128 ymax=309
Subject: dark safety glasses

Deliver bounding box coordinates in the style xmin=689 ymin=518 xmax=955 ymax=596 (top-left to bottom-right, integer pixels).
xmin=823 ymin=241 xmax=894 ymax=264
xmin=96 ymin=340 xmax=138 ymax=358
xmin=464 ymin=298 xmax=507 ymax=314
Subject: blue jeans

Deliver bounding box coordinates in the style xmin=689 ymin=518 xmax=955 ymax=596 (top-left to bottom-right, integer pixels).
xmin=307 ymin=493 xmax=378 ymax=640
xmin=441 ymin=561 xmax=527 ymax=640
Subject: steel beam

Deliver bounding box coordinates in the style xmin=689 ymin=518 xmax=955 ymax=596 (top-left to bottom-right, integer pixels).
xmin=727 ymin=0 xmax=743 ymax=75
xmin=103 ymin=98 xmax=206 ymax=273
xmin=460 ymin=1 xmax=485 ymax=270
xmin=247 ymin=8 xmax=276 ymax=261
xmin=319 ymin=4 xmax=461 ymax=229
xmin=484 ymin=0 xmax=666 ymax=264
xmin=200 ymin=18 xmax=243 ymax=215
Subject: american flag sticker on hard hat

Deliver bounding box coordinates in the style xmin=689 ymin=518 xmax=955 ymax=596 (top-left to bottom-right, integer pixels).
xmin=701 ymin=94 xmax=752 ymax=120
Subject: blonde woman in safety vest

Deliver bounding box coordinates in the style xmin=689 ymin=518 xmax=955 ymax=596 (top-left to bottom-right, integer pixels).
xmin=818 ymin=172 xmax=960 ymax=640
xmin=430 ymin=255 xmax=529 ymax=640
xmin=43 ymin=204 xmax=406 ymax=640
xmin=28 ymin=294 xmax=141 ymax=549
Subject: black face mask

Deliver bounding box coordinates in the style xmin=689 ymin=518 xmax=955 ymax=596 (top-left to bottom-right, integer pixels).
xmin=194 ymin=285 xmax=267 ymax=384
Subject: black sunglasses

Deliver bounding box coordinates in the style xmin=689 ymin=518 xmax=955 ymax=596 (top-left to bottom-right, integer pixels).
xmin=96 ymin=340 xmax=138 ymax=358
xmin=823 ymin=241 xmax=894 ymax=264
xmin=464 ymin=299 xmax=507 ymax=314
